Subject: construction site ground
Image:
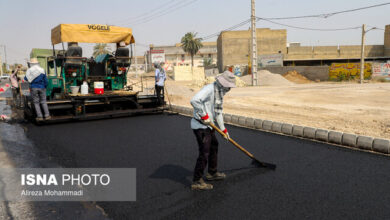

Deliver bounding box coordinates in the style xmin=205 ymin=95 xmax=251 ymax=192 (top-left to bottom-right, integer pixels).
xmin=152 ymin=77 xmax=390 ymax=139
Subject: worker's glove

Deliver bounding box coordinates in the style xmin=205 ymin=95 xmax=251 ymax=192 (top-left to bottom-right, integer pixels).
xmin=223 ymin=129 xmax=230 ymax=141
xmin=201 ymin=114 xmax=211 ymax=125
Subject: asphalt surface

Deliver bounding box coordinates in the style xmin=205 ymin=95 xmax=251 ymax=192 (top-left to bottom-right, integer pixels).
xmin=25 ymin=114 xmax=390 ymax=219
xmin=0 ymin=82 xmax=108 ymax=220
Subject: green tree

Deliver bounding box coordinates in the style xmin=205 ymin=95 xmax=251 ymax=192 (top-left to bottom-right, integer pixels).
xmin=93 ymin=43 xmax=111 ymax=57
xmin=203 ymin=57 xmax=213 ymax=68
xmin=180 ymin=32 xmax=203 ymax=67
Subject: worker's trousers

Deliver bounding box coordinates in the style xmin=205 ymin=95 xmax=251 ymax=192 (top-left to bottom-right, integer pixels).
xmin=155 ymin=85 xmax=164 ymax=105
xmin=31 ymin=88 xmax=50 ymax=118
xmin=193 ymin=128 xmax=219 ymax=181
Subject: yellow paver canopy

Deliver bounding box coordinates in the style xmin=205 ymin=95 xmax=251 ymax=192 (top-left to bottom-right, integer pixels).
xmin=51 ymin=24 xmax=135 ymax=45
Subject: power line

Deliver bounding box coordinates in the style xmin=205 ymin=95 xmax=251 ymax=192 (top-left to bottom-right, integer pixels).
xmin=122 ymin=0 xmax=199 ymax=26
xmin=113 ymin=0 xmax=178 ymax=24
xmin=262 ymin=2 xmax=390 ymax=20
xmin=115 ymin=0 xmax=180 ymax=24
xmin=257 ymin=17 xmax=361 ymax=31
xmin=201 ymin=19 xmax=251 ymax=40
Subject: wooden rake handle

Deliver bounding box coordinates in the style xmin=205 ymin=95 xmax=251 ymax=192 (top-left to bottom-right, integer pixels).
xmin=209 ymin=123 xmax=256 ymax=160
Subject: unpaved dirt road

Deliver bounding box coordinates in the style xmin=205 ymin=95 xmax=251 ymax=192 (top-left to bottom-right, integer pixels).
xmin=164 ymin=80 xmax=390 ymax=139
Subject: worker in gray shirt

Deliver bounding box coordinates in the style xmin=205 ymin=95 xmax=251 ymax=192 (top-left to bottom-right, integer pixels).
xmin=190 ymin=71 xmax=236 ymax=190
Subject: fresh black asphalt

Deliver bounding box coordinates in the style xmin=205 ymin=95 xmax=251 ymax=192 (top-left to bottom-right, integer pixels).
xmin=25 ymin=114 xmax=390 ymax=219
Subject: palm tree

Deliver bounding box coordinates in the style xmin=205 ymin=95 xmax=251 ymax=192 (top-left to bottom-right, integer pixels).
xmin=181 ymin=32 xmax=203 ymax=67
xmin=93 ymin=43 xmax=111 ymax=57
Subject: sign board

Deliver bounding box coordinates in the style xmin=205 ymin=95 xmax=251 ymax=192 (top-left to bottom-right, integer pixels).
xmin=258 ymin=54 xmax=283 ymax=67
xmin=372 ymin=62 xmax=390 ymax=77
xmin=151 ymin=50 xmax=165 ymax=64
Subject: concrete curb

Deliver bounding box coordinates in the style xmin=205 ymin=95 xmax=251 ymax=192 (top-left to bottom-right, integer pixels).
xmin=170 ymin=105 xmax=390 ymax=156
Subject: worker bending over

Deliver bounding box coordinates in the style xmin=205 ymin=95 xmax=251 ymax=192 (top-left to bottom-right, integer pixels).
xmin=190 ymin=71 xmax=236 ymax=190
xmin=25 ymin=58 xmax=50 ymax=121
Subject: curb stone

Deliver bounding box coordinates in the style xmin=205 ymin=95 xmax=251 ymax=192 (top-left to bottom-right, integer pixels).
xmin=292 ymin=125 xmax=304 ymax=137
xmin=231 ymin=115 xmax=239 ymax=124
xmin=373 ymin=139 xmax=390 ymax=154
xmin=357 ymin=136 xmax=374 ymax=151
xmin=238 ymin=116 xmax=247 ymax=126
xmin=303 ymin=127 xmax=316 ymax=139
xmin=281 ymin=124 xmax=293 ymax=135
xmin=254 ymin=119 xmax=263 ymax=129
xmin=245 ymin=117 xmax=255 ymax=128
xmin=271 ymin=122 xmax=283 ymax=133
xmin=170 ymin=105 xmax=390 ymax=156
xmin=315 ymin=129 xmax=329 ymax=142
xmin=328 ymin=131 xmax=343 ymax=145
xmin=262 ymin=120 xmax=273 ymax=131
xmin=342 ymin=133 xmax=357 ymax=148
xmin=223 ymin=114 xmax=232 ymax=123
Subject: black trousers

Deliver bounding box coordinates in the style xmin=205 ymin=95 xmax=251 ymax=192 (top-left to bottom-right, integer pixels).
xmin=155 ymin=85 xmax=164 ymax=105
xmin=193 ymin=128 xmax=219 ymax=181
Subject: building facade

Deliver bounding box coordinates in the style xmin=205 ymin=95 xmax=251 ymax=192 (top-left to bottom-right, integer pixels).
xmin=217 ymin=25 xmax=390 ymax=72
xmin=146 ymin=42 xmax=217 ymax=71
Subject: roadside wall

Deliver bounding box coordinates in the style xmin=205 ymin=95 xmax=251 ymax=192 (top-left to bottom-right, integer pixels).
xmin=285 ymin=45 xmax=385 ymax=60
xmin=173 ymin=66 xmax=205 ymax=81
xmin=372 ymin=62 xmax=390 ymax=78
xmin=260 ymin=66 xmax=329 ymax=81
xmin=329 ymin=63 xmax=372 ymax=81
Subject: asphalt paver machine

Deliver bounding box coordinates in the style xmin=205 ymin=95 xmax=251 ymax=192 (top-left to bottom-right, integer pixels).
xmin=24 ymin=24 xmax=165 ymax=123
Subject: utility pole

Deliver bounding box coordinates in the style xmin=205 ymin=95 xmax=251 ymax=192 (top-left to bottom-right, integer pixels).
xmin=251 ymin=0 xmax=258 ymax=86
xmin=0 ymin=56 xmax=3 ymax=76
xmin=360 ymin=24 xmax=366 ymax=84
xmin=0 ymin=45 xmax=7 ymax=72
xmin=134 ymin=43 xmax=138 ymax=78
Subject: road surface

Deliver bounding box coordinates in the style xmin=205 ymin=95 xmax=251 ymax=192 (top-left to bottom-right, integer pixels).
xmin=24 ymin=114 xmax=390 ymax=219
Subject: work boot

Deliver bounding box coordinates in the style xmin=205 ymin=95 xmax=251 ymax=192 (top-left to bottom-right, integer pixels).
xmin=45 ymin=116 xmax=51 ymax=120
xmin=191 ymin=178 xmax=213 ymax=190
xmin=36 ymin=117 xmax=44 ymax=122
xmin=205 ymin=172 xmax=226 ymax=181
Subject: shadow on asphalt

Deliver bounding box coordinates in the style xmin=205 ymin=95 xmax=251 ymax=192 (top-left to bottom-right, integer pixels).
xmin=150 ymin=164 xmax=192 ymax=187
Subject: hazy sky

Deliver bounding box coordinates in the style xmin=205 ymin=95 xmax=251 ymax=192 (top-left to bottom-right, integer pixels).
xmin=0 ymin=0 xmax=389 ymax=65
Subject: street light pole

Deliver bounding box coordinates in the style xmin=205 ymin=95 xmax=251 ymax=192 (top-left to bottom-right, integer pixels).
xmin=360 ymin=24 xmax=366 ymax=84
xmin=251 ymin=0 xmax=258 ymax=86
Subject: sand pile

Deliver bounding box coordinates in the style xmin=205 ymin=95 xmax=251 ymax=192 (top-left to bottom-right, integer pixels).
xmin=240 ymin=70 xmax=294 ymax=86
xmin=191 ymin=75 xmax=246 ymax=88
xmin=283 ymin=71 xmax=312 ymax=84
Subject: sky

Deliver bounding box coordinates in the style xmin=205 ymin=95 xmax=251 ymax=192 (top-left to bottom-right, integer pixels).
xmin=0 ymin=0 xmax=389 ymax=65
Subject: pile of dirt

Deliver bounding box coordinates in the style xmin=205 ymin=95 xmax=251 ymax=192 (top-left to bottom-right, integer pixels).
xmin=191 ymin=75 xmax=247 ymax=88
xmin=283 ymin=71 xmax=313 ymax=84
xmin=240 ymin=70 xmax=294 ymax=86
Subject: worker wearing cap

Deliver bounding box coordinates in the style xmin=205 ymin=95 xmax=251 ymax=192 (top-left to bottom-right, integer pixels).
xmin=10 ymin=66 xmax=20 ymax=105
xmin=24 ymin=58 xmax=50 ymax=121
xmin=190 ymin=71 xmax=236 ymax=190
xmin=154 ymin=62 xmax=166 ymax=105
